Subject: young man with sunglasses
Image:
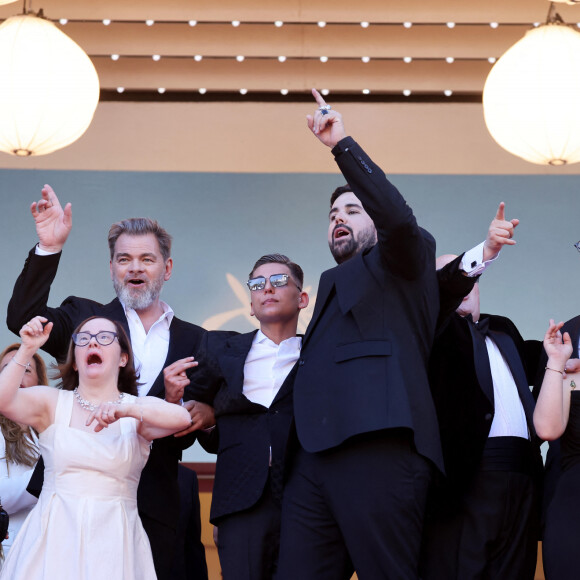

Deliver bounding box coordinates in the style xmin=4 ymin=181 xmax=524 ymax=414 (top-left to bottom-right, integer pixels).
xmin=6 ymin=187 xmax=211 ymax=580
xmin=190 ymin=253 xmax=309 ymax=580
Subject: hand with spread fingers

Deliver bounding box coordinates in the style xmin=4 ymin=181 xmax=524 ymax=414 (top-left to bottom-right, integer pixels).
xmin=306 ymin=88 xmax=347 ymax=148
xmin=163 ymin=356 xmax=198 ymax=405
xmin=483 ymin=201 xmax=520 ymax=262
xmin=30 ymin=184 xmax=72 ymax=254
xmin=543 ymin=319 xmax=573 ymax=368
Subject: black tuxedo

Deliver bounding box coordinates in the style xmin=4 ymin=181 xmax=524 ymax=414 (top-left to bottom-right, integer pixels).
xmin=422 ymin=313 xmax=543 ymax=579
xmin=277 ymin=136 xmax=459 ymax=580
xmin=6 ymin=248 xmax=207 ymax=580
xmin=428 ymin=313 xmax=542 ymax=495
xmin=193 ymin=330 xmax=297 ymax=579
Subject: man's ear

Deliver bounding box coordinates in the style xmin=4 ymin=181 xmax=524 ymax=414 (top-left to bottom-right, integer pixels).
xmin=164 ymin=258 xmax=174 ymax=282
xmin=298 ymin=292 xmax=309 ymax=310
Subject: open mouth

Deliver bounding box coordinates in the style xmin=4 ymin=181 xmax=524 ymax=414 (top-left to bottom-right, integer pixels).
xmin=87 ymin=353 xmax=103 ymax=366
xmin=128 ymin=278 xmax=145 ymax=287
xmin=334 ymin=226 xmax=350 ymax=240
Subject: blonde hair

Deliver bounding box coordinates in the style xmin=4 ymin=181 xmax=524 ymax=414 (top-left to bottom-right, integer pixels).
xmin=0 ymin=344 xmax=48 ymax=472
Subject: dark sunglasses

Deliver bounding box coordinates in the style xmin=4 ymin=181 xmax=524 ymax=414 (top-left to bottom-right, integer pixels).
xmin=72 ymin=331 xmax=118 ymax=347
xmin=247 ymin=273 xmax=301 ymax=292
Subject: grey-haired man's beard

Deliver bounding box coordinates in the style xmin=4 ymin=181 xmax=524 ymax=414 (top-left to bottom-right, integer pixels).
xmin=329 ymin=226 xmax=377 ymax=264
xmin=113 ymin=276 xmax=164 ymax=311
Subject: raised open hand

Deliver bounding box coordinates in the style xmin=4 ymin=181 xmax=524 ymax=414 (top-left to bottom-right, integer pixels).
xmin=30 ymin=184 xmax=72 ymax=253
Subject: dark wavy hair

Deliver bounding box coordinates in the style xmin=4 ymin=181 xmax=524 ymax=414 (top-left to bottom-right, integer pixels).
xmin=55 ymin=317 xmax=139 ymax=396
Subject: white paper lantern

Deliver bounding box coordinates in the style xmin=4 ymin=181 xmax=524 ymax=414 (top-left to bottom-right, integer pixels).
xmin=483 ymin=23 xmax=580 ymax=166
xmin=0 ymin=13 xmax=100 ymax=156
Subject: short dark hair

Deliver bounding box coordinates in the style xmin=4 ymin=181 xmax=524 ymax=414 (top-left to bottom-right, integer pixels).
xmin=330 ymin=184 xmax=353 ymax=207
xmin=108 ymin=218 xmax=172 ymax=262
xmin=249 ymin=254 xmax=304 ymax=289
xmin=55 ymin=317 xmax=139 ymax=396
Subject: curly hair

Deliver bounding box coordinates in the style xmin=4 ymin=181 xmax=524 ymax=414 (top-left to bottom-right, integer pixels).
xmin=0 ymin=345 xmax=48 ymax=471
xmin=54 ymin=317 xmax=139 ymax=396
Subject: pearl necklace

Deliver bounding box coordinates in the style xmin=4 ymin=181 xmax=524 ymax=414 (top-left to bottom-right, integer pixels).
xmin=73 ymin=387 xmax=125 ymax=412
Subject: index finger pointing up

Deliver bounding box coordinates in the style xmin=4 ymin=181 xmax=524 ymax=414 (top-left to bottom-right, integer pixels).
xmin=311 ymin=88 xmax=327 ymax=108
xmin=495 ymin=201 xmax=506 ymax=222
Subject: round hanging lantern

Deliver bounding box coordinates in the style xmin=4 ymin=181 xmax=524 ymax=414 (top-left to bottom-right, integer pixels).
xmin=483 ymin=22 xmax=580 ymax=166
xmin=0 ymin=13 xmax=100 ymax=156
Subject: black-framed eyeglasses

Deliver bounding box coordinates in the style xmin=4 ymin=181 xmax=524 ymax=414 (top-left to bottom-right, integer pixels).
xmin=72 ymin=331 xmax=118 ymax=347
xmin=574 ymin=241 xmax=580 ymax=253
xmin=247 ymin=273 xmax=301 ymax=292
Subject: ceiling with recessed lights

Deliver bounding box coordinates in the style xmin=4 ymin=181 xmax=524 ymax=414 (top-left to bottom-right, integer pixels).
xmin=1 ymin=0 xmax=579 ymax=101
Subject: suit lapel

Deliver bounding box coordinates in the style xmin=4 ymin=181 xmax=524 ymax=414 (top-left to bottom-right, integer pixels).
xmin=303 ymin=269 xmax=335 ymax=346
xmin=217 ymin=331 xmax=257 ymax=393
xmin=467 ymin=319 xmax=495 ymax=404
xmin=102 ymin=299 xmax=130 ymax=336
xmin=272 ymin=360 xmax=298 ymax=404
xmin=147 ymin=317 xmax=194 ymax=398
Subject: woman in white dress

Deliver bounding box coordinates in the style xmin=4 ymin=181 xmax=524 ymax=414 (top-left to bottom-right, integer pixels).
xmin=0 ymin=315 xmax=191 ymax=580
xmin=0 ymin=344 xmax=48 ymax=562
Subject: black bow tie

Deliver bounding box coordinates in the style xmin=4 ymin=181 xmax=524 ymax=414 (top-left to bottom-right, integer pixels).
xmin=466 ymin=314 xmax=489 ymax=336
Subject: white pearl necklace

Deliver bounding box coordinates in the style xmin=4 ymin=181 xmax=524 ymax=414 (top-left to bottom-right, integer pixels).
xmin=73 ymin=387 xmax=125 ymax=412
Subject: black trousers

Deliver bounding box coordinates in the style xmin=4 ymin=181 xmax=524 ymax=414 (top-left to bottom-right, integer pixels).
xmin=277 ymin=429 xmax=432 ymax=580
xmin=217 ymin=480 xmax=281 ymax=580
xmin=421 ymin=438 xmax=540 ymax=580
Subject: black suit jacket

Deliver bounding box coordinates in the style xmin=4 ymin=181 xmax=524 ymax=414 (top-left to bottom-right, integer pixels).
xmin=193 ymin=330 xmax=296 ymax=524
xmin=6 ymin=248 xmax=206 ymax=531
xmin=429 ymin=312 xmax=543 ymax=497
xmin=292 ymin=136 xmax=451 ymax=472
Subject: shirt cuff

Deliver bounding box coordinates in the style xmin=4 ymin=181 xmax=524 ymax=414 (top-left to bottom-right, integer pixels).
xmin=35 ymin=244 xmax=58 ymax=256
xmin=461 ymin=242 xmax=499 ymax=277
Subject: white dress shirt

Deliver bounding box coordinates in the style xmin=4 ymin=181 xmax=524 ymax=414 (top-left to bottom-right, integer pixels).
xmin=243 ymin=331 xmax=302 ymax=408
xmin=123 ymin=302 xmax=173 ymax=397
xmin=461 ymin=242 xmax=498 ymax=277
xmin=484 ymin=335 xmax=529 ymax=439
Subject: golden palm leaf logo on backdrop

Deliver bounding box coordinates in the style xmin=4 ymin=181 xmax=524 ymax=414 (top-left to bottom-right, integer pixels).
xmin=202 ymin=273 xmax=315 ymax=333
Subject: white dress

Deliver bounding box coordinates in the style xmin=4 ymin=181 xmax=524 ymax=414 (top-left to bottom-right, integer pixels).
xmin=0 ymin=390 xmax=156 ymax=580
xmin=0 ymin=429 xmax=39 ymax=557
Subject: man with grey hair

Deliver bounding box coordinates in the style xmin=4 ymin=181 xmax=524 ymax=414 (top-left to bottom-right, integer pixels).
xmin=7 ymin=184 xmax=211 ymax=580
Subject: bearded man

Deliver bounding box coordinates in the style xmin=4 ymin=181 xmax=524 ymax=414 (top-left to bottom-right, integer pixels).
xmin=6 ymin=185 xmax=211 ymax=580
